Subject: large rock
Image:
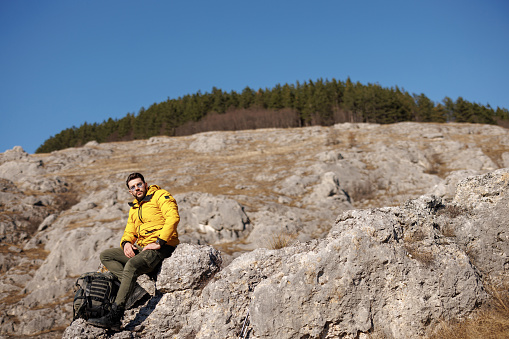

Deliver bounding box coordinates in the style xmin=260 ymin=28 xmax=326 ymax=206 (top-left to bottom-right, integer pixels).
xmin=176 ymin=192 xmax=251 ymax=244
xmin=156 ymin=243 xmax=222 ymax=292
xmin=63 ymin=244 xmax=222 ymax=338
xmin=442 ymin=168 xmax=509 ymax=283
xmin=453 ymin=168 xmax=509 ymax=210
xmin=183 ymin=195 xmax=486 ymax=339
xmin=0 ymin=147 xmax=69 ymax=193
xmin=0 ymin=146 xmax=29 ymax=164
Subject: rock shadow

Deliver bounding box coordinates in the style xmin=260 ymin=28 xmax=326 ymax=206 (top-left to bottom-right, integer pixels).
xmin=124 ymin=292 xmax=163 ymax=330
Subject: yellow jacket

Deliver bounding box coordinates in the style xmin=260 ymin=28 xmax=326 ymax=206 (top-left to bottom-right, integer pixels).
xmin=120 ymin=185 xmax=180 ymax=248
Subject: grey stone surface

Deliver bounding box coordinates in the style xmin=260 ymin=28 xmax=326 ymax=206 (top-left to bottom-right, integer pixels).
xmin=156 ymin=243 xmax=222 ymax=293
xmin=64 ymin=187 xmax=497 ymax=338
xmin=176 ymin=192 xmax=251 ymax=244
xmin=1 ymin=122 xmax=508 ymax=337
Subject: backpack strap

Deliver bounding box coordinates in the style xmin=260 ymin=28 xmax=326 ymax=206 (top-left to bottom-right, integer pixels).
xmin=72 ymin=298 xmax=88 ymax=322
xmin=72 ymin=276 xmax=90 ymax=322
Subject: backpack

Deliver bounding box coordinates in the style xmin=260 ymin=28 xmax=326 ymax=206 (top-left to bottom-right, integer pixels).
xmin=72 ymin=271 xmax=120 ymax=321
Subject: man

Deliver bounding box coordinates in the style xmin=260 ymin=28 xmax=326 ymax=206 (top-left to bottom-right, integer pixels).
xmin=87 ymin=172 xmax=180 ymax=330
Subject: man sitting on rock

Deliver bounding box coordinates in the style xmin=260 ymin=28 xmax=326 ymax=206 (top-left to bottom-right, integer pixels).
xmin=87 ymin=172 xmax=180 ymax=331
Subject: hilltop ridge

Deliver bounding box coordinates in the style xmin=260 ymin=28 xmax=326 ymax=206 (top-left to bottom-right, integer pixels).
xmin=36 ymin=79 xmax=509 ymax=153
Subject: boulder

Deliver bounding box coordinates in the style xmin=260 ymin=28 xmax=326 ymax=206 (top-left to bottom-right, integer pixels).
xmin=443 ymin=168 xmax=509 ymax=283
xmin=156 ymin=243 xmax=222 ymax=292
xmin=63 ymin=244 xmax=222 ymax=338
xmin=176 ymin=192 xmax=251 ymax=244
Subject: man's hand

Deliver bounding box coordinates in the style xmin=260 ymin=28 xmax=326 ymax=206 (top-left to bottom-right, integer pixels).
xmin=142 ymin=242 xmax=161 ymax=251
xmin=124 ymin=242 xmax=136 ymax=258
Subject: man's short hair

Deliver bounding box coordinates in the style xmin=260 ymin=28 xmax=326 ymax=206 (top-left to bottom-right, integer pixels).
xmin=126 ymin=172 xmax=145 ymax=188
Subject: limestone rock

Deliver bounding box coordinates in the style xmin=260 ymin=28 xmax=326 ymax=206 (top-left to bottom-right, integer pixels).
xmin=453 ymin=168 xmax=509 ymax=210
xmin=64 ymin=187 xmax=502 ymax=338
xmin=63 ymin=244 xmax=221 ymax=338
xmin=427 ymin=169 xmax=480 ymax=200
xmin=176 ymin=192 xmax=251 ymax=244
xmin=189 ymin=132 xmax=236 ymax=152
xmin=0 ymin=146 xmax=28 ymax=164
xmin=444 ymin=168 xmax=509 ymax=282
xmin=156 ymin=243 xmax=222 ymax=293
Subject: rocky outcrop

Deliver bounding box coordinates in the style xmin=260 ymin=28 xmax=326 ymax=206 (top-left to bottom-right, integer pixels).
xmin=63 ymin=169 xmax=508 ymax=339
xmin=445 ymin=169 xmax=509 ymax=283
xmin=1 ymin=122 xmax=509 ymax=337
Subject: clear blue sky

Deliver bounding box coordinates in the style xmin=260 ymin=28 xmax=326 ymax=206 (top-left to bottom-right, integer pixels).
xmin=1 ymin=0 xmax=508 ymax=154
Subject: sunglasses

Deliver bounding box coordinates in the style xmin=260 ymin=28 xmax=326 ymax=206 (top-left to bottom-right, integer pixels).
xmin=129 ymin=182 xmax=145 ymax=191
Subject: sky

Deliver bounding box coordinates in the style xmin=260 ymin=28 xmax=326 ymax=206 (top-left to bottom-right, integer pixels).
xmin=1 ymin=0 xmax=508 ymax=154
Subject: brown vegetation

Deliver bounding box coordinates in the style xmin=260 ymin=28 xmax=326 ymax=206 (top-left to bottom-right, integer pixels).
xmin=424 ymin=153 xmax=447 ymax=177
xmin=268 ymin=232 xmax=293 ymax=250
xmin=175 ymin=108 xmax=301 ymax=136
xmin=429 ymin=283 xmax=509 ymax=339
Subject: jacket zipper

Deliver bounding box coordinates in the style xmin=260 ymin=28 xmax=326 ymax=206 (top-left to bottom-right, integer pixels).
xmin=137 ymin=203 xmax=144 ymax=237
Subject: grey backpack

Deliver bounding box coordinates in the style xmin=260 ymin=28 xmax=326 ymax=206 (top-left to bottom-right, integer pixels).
xmin=72 ymin=271 xmax=120 ymax=321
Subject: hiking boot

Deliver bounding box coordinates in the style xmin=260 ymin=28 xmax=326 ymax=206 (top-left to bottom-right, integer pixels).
xmin=125 ymin=283 xmax=148 ymax=309
xmin=87 ymin=303 xmax=124 ymax=331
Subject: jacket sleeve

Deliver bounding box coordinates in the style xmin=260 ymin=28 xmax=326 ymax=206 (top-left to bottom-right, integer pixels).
xmin=120 ymin=208 xmax=138 ymax=247
xmin=156 ymin=190 xmax=180 ymax=243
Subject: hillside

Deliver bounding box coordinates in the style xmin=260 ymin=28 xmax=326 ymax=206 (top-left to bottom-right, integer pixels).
xmin=0 ymin=122 xmax=508 ymax=338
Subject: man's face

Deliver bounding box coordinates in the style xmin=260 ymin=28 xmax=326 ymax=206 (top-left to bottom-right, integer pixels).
xmin=128 ymin=178 xmax=148 ymax=201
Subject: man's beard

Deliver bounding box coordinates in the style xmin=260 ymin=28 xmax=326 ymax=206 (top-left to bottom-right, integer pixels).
xmin=135 ymin=191 xmax=147 ymax=202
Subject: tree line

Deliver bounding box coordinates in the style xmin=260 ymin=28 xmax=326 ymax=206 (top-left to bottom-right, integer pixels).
xmin=36 ymin=78 xmax=509 ymax=153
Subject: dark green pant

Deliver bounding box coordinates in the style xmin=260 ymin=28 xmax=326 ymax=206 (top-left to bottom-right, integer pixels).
xmin=100 ymin=245 xmax=174 ymax=307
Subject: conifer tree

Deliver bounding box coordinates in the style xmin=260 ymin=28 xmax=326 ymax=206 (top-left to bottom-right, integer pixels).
xmin=269 ymin=84 xmax=284 ymax=110
xmin=431 ymin=104 xmax=447 ymax=123
xmin=240 ymin=87 xmax=255 ymax=109
xmin=453 ymin=97 xmax=472 ymax=123
xmin=414 ymin=93 xmax=435 ymax=122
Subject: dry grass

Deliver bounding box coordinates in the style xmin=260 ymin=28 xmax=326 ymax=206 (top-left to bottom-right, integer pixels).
xmin=404 ymin=244 xmax=435 ymax=267
xmin=402 ymin=227 xmax=435 ymax=267
xmin=365 ymin=329 xmax=389 ymax=339
xmin=441 ymin=223 xmax=456 ymax=238
xmin=267 ymin=232 xmax=293 ymax=250
xmin=424 ymin=153 xmax=448 ymax=177
xmin=212 ymin=240 xmax=252 ymax=257
xmin=349 ymin=181 xmax=376 ymax=202
xmin=0 ymin=292 xmax=26 ymax=307
xmin=437 ymin=205 xmax=472 ymax=238
xmin=347 ymin=131 xmax=357 ymax=147
xmin=479 ymin=138 xmax=509 ymax=168
xmin=325 ymin=127 xmax=341 ymax=146
xmin=429 ymin=283 xmax=509 ymax=339
xmin=65 ymin=220 xmax=96 ymax=230
xmin=0 ymin=245 xmax=49 ymax=306
xmin=404 ymin=228 xmax=426 ymax=243
xmin=438 ymin=204 xmax=470 ymax=219
xmin=97 ymin=217 xmax=123 ymax=224
xmin=24 ymin=246 xmax=50 ymax=260
xmin=447 ymin=132 xmax=509 ymax=168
